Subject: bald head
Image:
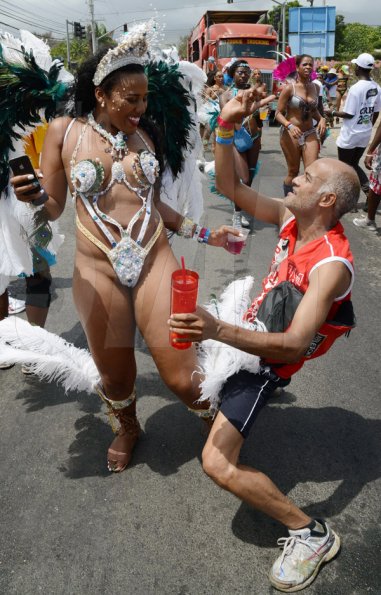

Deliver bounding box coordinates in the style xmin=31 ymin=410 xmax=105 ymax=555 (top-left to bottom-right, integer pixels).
xmin=315 ymin=158 xmax=360 ymax=220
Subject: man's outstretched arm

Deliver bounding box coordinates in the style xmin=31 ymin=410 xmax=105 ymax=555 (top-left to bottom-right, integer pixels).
xmin=169 ymin=261 xmax=352 ymax=363
xmin=215 ymin=87 xmax=286 ymax=227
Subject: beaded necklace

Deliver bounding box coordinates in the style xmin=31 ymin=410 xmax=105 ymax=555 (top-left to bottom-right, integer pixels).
xmin=71 ymin=114 xmax=158 ymax=255
xmin=87 ymin=112 xmax=129 ymax=158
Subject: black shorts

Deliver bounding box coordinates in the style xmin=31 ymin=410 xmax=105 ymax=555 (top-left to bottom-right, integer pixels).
xmin=219 ymin=368 xmax=291 ymax=439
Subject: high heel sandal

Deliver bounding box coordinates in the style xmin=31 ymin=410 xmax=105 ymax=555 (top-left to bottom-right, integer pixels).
xmin=96 ymin=384 xmax=141 ymax=473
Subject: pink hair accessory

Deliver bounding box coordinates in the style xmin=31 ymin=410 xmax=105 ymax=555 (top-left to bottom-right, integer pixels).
xmin=273 ymin=54 xmax=317 ymax=81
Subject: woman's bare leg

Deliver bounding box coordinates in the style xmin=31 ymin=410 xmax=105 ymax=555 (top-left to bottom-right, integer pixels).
xmin=247 ymin=137 xmax=261 ymax=186
xmin=233 ymin=147 xmax=249 ymax=185
xmin=133 ymin=233 xmax=208 ymax=412
xmin=280 ymin=130 xmax=301 ymax=189
xmin=302 ymin=134 xmax=319 ymax=168
xmin=73 ymin=255 xmax=139 ymax=471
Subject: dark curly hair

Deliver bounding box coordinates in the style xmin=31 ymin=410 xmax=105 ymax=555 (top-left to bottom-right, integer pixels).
xmin=71 ymin=48 xmax=164 ymax=173
xmin=228 ymin=60 xmax=250 ymax=79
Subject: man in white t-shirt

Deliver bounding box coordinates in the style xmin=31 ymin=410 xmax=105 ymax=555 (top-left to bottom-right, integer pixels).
xmin=326 ymin=53 xmax=381 ymax=197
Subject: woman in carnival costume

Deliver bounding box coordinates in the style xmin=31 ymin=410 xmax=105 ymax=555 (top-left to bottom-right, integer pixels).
xmin=0 ymin=30 xmax=70 ymax=368
xmin=199 ymin=70 xmax=225 ymax=151
xmin=220 ymin=60 xmax=264 ymax=228
xmin=8 ymin=21 xmax=238 ymax=473
xmin=274 ymin=54 xmax=326 ymax=196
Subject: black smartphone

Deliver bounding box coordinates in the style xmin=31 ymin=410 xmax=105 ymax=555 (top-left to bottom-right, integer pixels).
xmin=9 ymin=155 xmax=41 ymax=196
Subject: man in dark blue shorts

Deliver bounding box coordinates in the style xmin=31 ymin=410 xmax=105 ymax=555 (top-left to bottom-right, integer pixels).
xmin=169 ymin=88 xmax=359 ymax=592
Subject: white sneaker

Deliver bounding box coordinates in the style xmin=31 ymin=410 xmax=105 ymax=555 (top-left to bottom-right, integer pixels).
xmin=241 ymin=214 xmax=251 ymax=228
xmin=353 ymin=217 xmax=377 ymax=231
xmin=8 ymin=297 xmax=26 ymax=315
xmin=269 ymin=520 xmax=340 ymax=592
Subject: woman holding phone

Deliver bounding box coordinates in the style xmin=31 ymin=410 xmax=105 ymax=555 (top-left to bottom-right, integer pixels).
xmin=10 ymin=23 xmax=242 ymax=473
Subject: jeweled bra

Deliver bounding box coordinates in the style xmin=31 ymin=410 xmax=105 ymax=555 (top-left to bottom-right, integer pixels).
xmin=71 ymin=113 xmax=161 ymax=287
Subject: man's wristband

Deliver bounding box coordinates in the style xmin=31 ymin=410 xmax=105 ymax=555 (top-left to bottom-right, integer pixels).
xmin=217 ymin=116 xmax=234 ymax=130
xmin=286 ymin=122 xmax=294 ymax=130
xmin=203 ymin=228 xmax=211 ymax=244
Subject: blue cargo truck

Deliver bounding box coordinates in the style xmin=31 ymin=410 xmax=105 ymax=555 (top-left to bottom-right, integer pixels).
xmin=288 ymin=6 xmax=336 ymax=60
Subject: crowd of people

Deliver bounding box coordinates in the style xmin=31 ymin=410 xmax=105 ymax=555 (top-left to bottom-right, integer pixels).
xmin=1 ymin=22 xmax=381 ymax=592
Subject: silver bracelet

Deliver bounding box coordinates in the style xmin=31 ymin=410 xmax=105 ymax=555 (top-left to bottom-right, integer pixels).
xmin=192 ymin=224 xmax=202 ymax=241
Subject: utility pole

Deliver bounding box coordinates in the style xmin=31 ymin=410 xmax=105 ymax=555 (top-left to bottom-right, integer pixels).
xmin=282 ymin=2 xmax=286 ymax=55
xmin=88 ymin=0 xmax=97 ymax=54
xmin=272 ymin=0 xmax=286 ymax=55
xmin=66 ymin=19 xmax=72 ymax=69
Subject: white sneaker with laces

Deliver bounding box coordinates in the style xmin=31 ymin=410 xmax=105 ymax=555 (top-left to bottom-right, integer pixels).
xmin=8 ymin=297 xmax=26 ymax=315
xmin=269 ymin=521 xmax=340 ymax=592
xmin=353 ymin=217 xmax=377 ymax=231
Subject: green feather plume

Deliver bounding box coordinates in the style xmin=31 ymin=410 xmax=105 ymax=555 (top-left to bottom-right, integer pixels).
xmin=0 ymin=44 xmax=71 ymax=192
xmin=145 ymin=61 xmax=193 ymax=177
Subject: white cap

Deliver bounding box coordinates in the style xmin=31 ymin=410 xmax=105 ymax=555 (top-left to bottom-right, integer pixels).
xmin=328 ymin=68 xmax=337 ymax=74
xmin=351 ymin=52 xmax=375 ymax=70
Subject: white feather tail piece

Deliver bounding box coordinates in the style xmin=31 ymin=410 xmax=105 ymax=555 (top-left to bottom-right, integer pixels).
xmin=197 ymin=276 xmax=262 ymax=411
xmin=0 ymin=318 xmax=99 ymax=394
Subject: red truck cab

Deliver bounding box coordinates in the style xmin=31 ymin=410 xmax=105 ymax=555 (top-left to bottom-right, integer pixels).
xmin=188 ymin=11 xmax=281 ymax=102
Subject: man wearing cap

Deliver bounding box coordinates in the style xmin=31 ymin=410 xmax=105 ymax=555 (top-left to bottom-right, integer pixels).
xmin=325 ymin=67 xmax=338 ymax=106
xmin=327 ymin=53 xmax=381 ymax=201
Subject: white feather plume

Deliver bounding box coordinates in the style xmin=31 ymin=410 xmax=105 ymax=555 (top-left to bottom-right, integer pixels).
xmin=0 ymin=317 xmax=99 ymax=393
xmin=0 ymin=187 xmax=33 ymax=277
xmin=0 ymin=31 xmax=24 ymax=65
xmin=197 ymin=276 xmax=263 ymax=411
xmin=0 ymin=29 xmax=73 ymax=83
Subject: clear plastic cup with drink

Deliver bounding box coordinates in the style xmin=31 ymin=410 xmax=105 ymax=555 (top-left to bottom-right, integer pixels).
xmin=227 ymin=228 xmax=249 ymax=255
xmin=170 ymin=268 xmax=199 ymax=350
xmin=259 ymin=106 xmax=269 ymax=121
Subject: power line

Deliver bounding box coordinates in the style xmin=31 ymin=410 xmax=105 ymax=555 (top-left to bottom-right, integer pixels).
xmin=104 ymin=0 xmax=262 ymax=15
xmin=21 ymin=0 xmax=87 ymax=20
xmin=0 ymin=0 xmax=67 ymax=29
xmin=0 ymin=8 xmax=66 ymax=34
xmin=0 ymin=19 xmax=19 ymax=31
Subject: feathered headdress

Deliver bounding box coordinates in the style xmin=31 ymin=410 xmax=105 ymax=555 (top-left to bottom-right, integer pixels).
xmin=0 ymin=30 xmax=73 ymax=191
xmin=273 ymin=53 xmax=317 ymax=82
xmin=93 ymin=20 xmax=158 ymax=86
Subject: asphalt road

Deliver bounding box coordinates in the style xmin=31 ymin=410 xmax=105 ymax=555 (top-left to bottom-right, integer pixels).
xmin=1 ymin=122 xmax=380 ymax=595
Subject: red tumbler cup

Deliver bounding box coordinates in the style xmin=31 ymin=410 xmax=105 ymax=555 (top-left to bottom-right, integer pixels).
xmin=170 ymin=268 xmax=199 ymax=350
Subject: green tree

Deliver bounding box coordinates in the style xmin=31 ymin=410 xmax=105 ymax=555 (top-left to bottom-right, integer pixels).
xmin=95 ymin=23 xmax=115 ymax=50
xmin=334 ymin=14 xmax=346 ymax=56
xmin=177 ymin=34 xmax=190 ymax=60
xmin=267 ymin=1 xmax=301 ymax=48
xmin=336 ymin=23 xmax=381 ymax=59
xmin=51 ymin=39 xmax=90 ymax=69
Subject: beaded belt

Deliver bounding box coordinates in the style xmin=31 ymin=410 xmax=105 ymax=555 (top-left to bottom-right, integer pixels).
xmin=76 ymin=215 xmax=164 ymax=287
